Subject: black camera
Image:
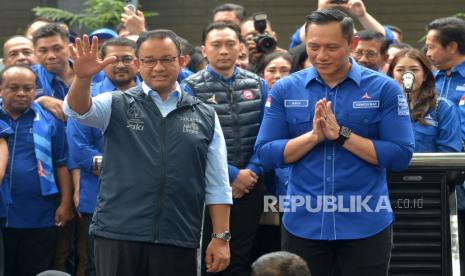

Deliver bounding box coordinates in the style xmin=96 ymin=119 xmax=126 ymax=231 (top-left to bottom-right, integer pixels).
xmin=252 ymin=13 xmax=277 ymax=54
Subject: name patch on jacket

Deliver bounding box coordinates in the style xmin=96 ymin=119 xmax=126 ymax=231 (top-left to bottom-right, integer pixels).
xmin=397 ymin=95 xmax=409 ymax=116
xmin=285 ymin=100 xmax=308 ymax=108
xmin=179 ymin=115 xmax=201 ymax=135
xmin=352 ymin=100 xmax=379 ymax=109
xmin=456 ymin=85 xmax=465 ymax=92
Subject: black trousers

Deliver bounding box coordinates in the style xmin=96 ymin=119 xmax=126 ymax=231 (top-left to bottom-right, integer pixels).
xmin=94 ymin=236 xmax=197 ymax=276
xmin=202 ymin=180 xmax=266 ymax=276
xmin=3 ymin=227 xmax=57 ymax=276
xmin=282 ymin=225 xmax=392 ymax=276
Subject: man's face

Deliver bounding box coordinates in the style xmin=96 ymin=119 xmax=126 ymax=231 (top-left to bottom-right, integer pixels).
xmin=306 ymin=22 xmax=354 ymax=80
xmin=236 ymin=43 xmax=249 ymax=69
xmin=1 ymin=67 xmax=36 ymax=116
xmin=3 ymin=37 xmax=37 ymax=67
xmin=103 ymin=45 xmax=138 ymax=87
xmin=425 ymin=30 xmax=455 ymax=70
xmin=213 ymin=11 xmax=241 ymax=26
xmin=203 ymin=28 xmax=241 ymax=73
xmin=352 ymin=39 xmax=386 ymax=71
xmin=241 ymin=20 xmax=276 ymax=64
xmin=135 ymin=38 xmax=184 ymax=94
xmin=34 ymin=35 xmax=70 ymax=74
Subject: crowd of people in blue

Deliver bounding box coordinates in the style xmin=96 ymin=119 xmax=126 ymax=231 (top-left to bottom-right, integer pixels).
xmin=0 ymin=0 xmax=465 ymax=275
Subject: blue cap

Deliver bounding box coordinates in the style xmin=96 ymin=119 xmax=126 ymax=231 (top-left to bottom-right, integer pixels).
xmin=89 ymin=28 xmax=117 ymax=40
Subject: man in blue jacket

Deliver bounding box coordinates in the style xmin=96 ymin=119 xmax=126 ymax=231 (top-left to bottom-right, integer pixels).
xmin=255 ymin=9 xmax=414 ymax=276
xmin=0 ymin=65 xmax=73 ymax=276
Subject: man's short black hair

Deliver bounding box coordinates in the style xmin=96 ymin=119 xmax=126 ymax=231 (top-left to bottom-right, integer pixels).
xmin=304 ymin=9 xmax=354 ymax=43
xmin=135 ymin=29 xmax=181 ymax=57
xmin=251 ymin=251 xmax=311 ymax=276
xmin=212 ymin=3 xmax=246 ymax=22
xmin=177 ymin=36 xmax=195 ymax=56
xmin=0 ymin=65 xmax=36 ymax=86
xmin=202 ymin=21 xmax=242 ymax=45
xmin=355 ymin=30 xmax=389 ymax=55
xmin=99 ymin=37 xmax=136 ymax=58
xmin=32 ymin=23 xmax=69 ymax=45
xmin=427 ymin=17 xmax=465 ymax=55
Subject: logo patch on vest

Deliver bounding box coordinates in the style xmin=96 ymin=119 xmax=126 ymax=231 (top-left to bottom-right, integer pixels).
xmin=242 ymin=90 xmax=255 ymax=100
xmin=206 ymin=94 xmax=218 ymax=104
xmin=126 ymin=105 xmax=144 ymax=131
xmin=179 ymin=115 xmax=201 ymax=135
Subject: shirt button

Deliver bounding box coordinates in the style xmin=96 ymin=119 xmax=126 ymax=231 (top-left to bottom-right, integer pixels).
xmin=363 ymin=118 xmax=369 ymax=124
xmin=326 ymin=177 xmax=331 ymax=182
xmin=327 ymin=155 xmax=332 ymax=160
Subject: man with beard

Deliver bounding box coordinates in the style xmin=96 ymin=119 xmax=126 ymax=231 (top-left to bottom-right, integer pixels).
xmin=66 ymin=37 xmax=140 ymax=276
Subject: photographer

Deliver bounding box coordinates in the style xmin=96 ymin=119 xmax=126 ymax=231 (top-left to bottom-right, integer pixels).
xmin=241 ymin=14 xmax=286 ymax=73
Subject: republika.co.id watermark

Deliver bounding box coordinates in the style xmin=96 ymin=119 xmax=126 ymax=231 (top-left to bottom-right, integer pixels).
xmin=264 ymin=195 xmax=424 ymax=213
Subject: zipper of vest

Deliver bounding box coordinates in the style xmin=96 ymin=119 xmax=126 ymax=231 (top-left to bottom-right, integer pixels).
xmin=5 ymin=119 xmax=19 ymax=227
xmin=154 ymin=117 xmax=166 ymax=242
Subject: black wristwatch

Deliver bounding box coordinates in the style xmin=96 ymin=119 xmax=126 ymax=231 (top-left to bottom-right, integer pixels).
xmin=211 ymin=230 xmax=231 ymax=242
xmin=332 ymin=126 xmax=351 ymax=146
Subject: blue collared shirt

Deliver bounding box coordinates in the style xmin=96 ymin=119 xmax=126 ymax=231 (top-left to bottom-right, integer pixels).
xmin=0 ymin=105 xmax=67 ymax=228
xmin=181 ymin=65 xmax=269 ymax=182
xmin=255 ymin=60 xmax=414 ymax=240
xmin=434 ymin=60 xmax=465 ymax=105
xmin=413 ymin=98 xmax=462 ymax=153
xmin=64 ymin=82 xmax=232 ymax=205
xmin=0 ymin=120 xmax=13 ymax=219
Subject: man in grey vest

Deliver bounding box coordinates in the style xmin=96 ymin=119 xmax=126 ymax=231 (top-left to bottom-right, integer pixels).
xmin=182 ymin=22 xmax=268 ymax=276
xmin=64 ymin=30 xmax=233 ymax=276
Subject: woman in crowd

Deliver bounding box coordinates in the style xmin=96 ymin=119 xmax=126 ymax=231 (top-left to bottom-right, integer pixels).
xmin=387 ymin=48 xmax=462 ymax=152
xmin=257 ymin=52 xmax=293 ymax=91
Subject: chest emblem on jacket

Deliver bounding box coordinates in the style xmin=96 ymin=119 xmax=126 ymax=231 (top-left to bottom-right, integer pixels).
xmin=242 ymin=90 xmax=255 ymax=100
xmin=179 ymin=115 xmax=201 ymax=135
xmin=126 ymin=105 xmax=144 ymax=131
xmin=206 ymin=94 xmax=218 ymax=105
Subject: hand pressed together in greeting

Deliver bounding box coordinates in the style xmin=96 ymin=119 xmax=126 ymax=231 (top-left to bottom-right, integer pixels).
xmin=310 ymin=98 xmax=341 ymax=143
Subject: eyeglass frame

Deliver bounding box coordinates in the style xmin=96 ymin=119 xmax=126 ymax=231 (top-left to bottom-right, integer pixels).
xmin=138 ymin=56 xmax=179 ymax=68
xmin=352 ymin=50 xmax=380 ymax=60
xmin=109 ymin=55 xmax=135 ymax=65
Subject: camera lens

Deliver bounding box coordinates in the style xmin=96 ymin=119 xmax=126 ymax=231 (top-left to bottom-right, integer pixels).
xmin=255 ymin=35 xmax=277 ymax=54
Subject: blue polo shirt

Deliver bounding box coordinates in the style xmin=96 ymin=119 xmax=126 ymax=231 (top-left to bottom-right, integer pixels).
xmin=181 ymin=66 xmax=269 ymax=182
xmin=67 ymin=76 xmax=140 ymax=213
xmin=0 ymin=120 xmax=13 ymax=219
xmin=0 ymin=104 xmax=68 ymax=228
xmin=413 ymin=98 xmax=462 ymax=153
xmin=32 ymin=64 xmax=105 ymax=100
xmin=255 ymin=60 xmax=414 ymax=240
xmin=434 ymin=60 xmax=465 ymax=105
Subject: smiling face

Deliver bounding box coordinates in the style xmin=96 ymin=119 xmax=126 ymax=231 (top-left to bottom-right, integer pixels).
xmin=135 ymin=37 xmax=184 ymax=96
xmin=3 ymin=36 xmax=37 ymax=67
xmin=392 ymin=56 xmax=426 ymax=96
xmin=103 ymin=45 xmax=138 ymax=88
xmin=306 ymin=22 xmax=354 ymax=84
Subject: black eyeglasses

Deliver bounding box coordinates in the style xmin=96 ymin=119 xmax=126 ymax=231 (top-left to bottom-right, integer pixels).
xmin=110 ymin=56 xmax=135 ymax=65
xmin=139 ymin=56 xmax=178 ymax=68
xmin=352 ymin=50 xmax=379 ymax=60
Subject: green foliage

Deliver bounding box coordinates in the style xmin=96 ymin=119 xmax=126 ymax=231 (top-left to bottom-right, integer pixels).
xmin=33 ymin=0 xmax=157 ymax=30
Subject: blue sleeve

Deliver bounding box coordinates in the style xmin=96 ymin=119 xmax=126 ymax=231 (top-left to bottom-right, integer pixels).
xmin=51 ymin=118 xmax=68 ymax=167
xmin=204 ymin=113 xmax=233 ymax=205
xmin=67 ymin=118 xmax=102 ymax=173
xmin=436 ymin=99 xmax=462 ymax=152
xmin=63 ymin=92 xmax=113 ymax=131
xmin=372 ymin=80 xmax=415 ymax=171
xmin=180 ymin=81 xmax=195 ymax=96
xmin=383 ymin=26 xmax=396 ymax=45
xmin=254 ymin=81 xmax=290 ymax=170
xmin=0 ymin=120 xmax=13 ymax=138
xmin=289 ymin=27 xmax=302 ymax=49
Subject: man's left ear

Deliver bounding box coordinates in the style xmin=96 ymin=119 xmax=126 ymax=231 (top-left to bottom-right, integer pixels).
xmin=447 ymin=41 xmax=458 ymax=54
xmin=351 ymin=36 xmax=360 ymax=51
xmin=178 ymin=55 xmax=187 ymax=67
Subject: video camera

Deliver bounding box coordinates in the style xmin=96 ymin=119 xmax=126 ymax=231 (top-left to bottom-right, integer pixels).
xmin=252 ymin=13 xmax=277 ymax=54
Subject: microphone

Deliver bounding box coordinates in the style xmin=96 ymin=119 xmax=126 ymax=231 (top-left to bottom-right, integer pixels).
xmin=401 ymin=71 xmax=415 ymax=93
